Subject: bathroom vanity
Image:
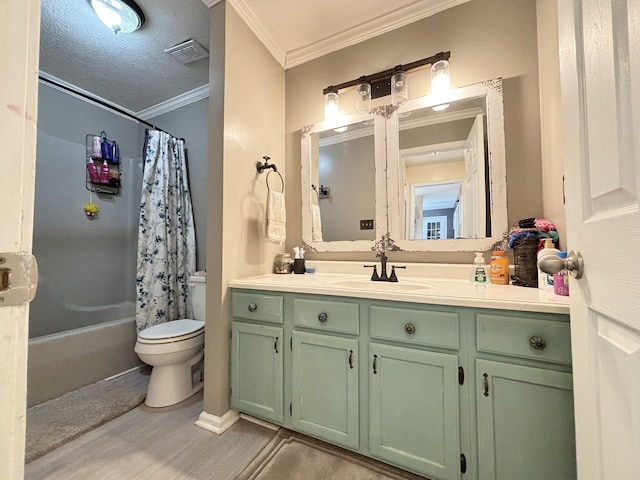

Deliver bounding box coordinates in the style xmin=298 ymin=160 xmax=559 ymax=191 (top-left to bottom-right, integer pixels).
xmin=229 ymin=270 xmax=575 ymax=480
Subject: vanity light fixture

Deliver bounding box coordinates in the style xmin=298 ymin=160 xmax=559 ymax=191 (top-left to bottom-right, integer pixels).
xmin=322 ymin=51 xmax=450 ymax=110
xmin=431 ymin=59 xmax=451 ymax=111
xmin=89 ymin=0 xmax=145 ymax=34
xmin=324 ymin=88 xmax=340 ymax=122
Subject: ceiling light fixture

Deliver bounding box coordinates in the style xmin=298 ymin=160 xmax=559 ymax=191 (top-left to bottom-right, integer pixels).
xmin=90 ymin=0 xmax=145 ymax=34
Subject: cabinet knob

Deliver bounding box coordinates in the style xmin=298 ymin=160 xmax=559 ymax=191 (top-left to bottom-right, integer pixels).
xmin=248 ymin=303 xmax=258 ymax=312
xmin=529 ymin=336 xmax=547 ymax=350
xmin=318 ymin=312 xmax=328 ymax=323
xmin=404 ymin=323 xmax=416 ymax=334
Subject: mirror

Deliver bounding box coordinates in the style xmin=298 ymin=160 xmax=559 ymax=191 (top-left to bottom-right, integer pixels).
xmin=301 ymin=112 xmax=388 ymax=251
xmin=387 ymin=78 xmax=506 ymax=251
xmin=301 ymin=78 xmax=506 ymax=252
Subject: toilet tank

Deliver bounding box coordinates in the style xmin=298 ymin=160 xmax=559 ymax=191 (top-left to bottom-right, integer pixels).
xmin=189 ymin=272 xmax=206 ymax=321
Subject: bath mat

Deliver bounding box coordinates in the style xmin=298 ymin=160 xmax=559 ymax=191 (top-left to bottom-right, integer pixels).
xmin=25 ymin=367 xmax=149 ymax=463
xmin=236 ymin=428 xmax=427 ymax=480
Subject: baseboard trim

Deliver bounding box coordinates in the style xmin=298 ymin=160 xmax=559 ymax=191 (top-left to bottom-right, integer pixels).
xmin=195 ymin=409 xmax=240 ymax=435
xmin=240 ymin=413 xmax=279 ymax=431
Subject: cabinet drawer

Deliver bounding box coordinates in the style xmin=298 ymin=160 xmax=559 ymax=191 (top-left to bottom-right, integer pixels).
xmin=293 ymin=298 xmax=359 ymax=335
xmin=476 ymin=313 xmax=571 ymax=365
xmin=370 ymin=306 xmax=459 ymax=350
xmin=232 ymin=291 xmax=283 ymax=324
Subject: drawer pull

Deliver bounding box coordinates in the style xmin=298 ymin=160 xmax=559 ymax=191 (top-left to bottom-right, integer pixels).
xmin=529 ymin=336 xmax=547 ymax=350
xmin=274 ymin=337 xmax=279 ymax=354
xmin=348 ymin=350 xmax=354 ymax=369
xmin=404 ymin=323 xmax=416 ymax=334
xmin=373 ymin=354 xmax=378 ymax=374
xmin=247 ymin=303 xmax=258 ymax=312
xmin=318 ymin=312 xmax=328 ymax=323
xmin=483 ymin=373 xmax=489 ymax=397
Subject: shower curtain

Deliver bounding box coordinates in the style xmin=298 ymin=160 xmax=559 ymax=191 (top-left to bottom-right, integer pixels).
xmin=136 ymin=130 xmax=196 ymax=332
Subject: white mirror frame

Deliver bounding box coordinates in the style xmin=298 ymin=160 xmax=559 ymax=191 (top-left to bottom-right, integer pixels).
xmin=301 ymin=111 xmax=388 ymax=252
xmin=386 ymin=78 xmax=507 ymax=252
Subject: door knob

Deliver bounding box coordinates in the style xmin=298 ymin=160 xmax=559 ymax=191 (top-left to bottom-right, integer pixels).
xmin=537 ymin=250 xmax=584 ymax=279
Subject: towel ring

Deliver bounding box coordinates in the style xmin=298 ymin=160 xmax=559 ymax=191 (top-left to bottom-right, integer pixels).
xmin=267 ymin=169 xmax=284 ymax=193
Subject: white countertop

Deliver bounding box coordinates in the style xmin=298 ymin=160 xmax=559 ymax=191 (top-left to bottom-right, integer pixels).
xmin=229 ymin=266 xmax=571 ymax=315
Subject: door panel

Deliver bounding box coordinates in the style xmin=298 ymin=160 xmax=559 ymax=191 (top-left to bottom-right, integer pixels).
xmin=477 ymin=360 xmax=576 ymax=480
xmin=369 ymin=343 xmax=460 ymax=480
xmin=291 ymin=331 xmax=359 ymax=449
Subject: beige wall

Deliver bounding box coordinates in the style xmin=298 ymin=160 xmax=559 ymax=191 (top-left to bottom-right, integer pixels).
xmin=536 ymin=0 xmax=566 ymax=249
xmin=406 ymin=161 xmax=465 ymax=187
xmin=204 ymin=2 xmax=285 ymax=416
xmin=286 ymin=0 xmax=544 ymax=262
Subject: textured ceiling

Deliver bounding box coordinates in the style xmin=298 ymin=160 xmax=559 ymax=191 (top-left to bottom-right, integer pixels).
xmin=40 ymin=0 xmax=466 ymax=114
xmin=40 ymin=0 xmax=210 ymax=113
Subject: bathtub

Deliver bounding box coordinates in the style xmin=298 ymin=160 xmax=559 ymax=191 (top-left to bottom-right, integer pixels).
xmin=27 ymin=317 xmax=142 ymax=407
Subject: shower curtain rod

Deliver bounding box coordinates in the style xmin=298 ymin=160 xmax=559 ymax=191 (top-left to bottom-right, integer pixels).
xmin=39 ymin=76 xmax=184 ymax=140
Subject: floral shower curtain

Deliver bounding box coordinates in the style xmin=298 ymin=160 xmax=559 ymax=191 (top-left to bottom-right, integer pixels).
xmin=136 ymin=130 xmax=196 ymax=332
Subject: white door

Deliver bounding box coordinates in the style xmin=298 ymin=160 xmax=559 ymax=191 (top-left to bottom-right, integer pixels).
xmin=558 ymin=1 xmax=640 ymax=479
xmin=0 ymin=1 xmax=40 ymax=478
xmin=462 ymin=114 xmax=485 ymax=238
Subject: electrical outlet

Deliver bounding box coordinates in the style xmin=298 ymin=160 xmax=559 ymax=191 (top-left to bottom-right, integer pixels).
xmin=360 ymin=219 xmax=374 ymax=230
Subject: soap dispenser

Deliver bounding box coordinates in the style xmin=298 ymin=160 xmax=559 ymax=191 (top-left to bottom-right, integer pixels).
xmin=470 ymin=252 xmax=488 ymax=283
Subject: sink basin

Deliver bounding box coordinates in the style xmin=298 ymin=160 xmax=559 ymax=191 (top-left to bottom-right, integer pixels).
xmin=328 ymin=278 xmax=434 ymax=291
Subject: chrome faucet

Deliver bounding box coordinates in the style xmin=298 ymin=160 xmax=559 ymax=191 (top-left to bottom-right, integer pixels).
xmin=364 ymin=252 xmax=406 ymax=282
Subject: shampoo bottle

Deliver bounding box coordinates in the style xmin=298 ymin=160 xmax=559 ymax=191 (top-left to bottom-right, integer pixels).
xmin=537 ymin=238 xmax=559 ymax=291
xmin=470 ymin=252 xmax=488 ymax=283
xmin=86 ymin=158 xmax=99 ymax=183
xmin=100 ymin=160 xmax=110 ymax=184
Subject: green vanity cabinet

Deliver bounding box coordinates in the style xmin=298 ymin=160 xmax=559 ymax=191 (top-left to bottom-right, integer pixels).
xmin=474 ymin=312 xmax=576 ymax=480
xmin=369 ymin=342 xmax=461 ymax=480
xmin=291 ymin=331 xmax=359 ymax=449
xmin=476 ymin=360 xmax=576 ymax=480
xmin=230 ymin=292 xmax=284 ymax=424
xmin=230 ymin=289 xmax=575 ymax=480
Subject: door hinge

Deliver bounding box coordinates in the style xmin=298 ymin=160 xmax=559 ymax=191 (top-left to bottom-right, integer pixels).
xmin=290 ymin=402 xmax=292 ymax=416
xmin=458 ymin=366 xmax=464 ymax=385
xmin=460 ymin=453 xmax=467 ymax=473
xmin=0 ymin=253 xmax=38 ymax=307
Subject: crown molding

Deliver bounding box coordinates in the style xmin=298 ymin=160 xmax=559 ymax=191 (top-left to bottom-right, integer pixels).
xmin=228 ymin=0 xmax=287 ymax=68
xmin=136 ymin=84 xmax=210 ymax=120
xmin=200 ymin=0 xmax=223 ymax=7
xmin=285 ymin=0 xmax=471 ymax=69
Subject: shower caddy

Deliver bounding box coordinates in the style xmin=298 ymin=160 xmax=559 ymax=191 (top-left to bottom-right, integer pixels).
xmin=85 ymin=131 xmax=121 ymax=195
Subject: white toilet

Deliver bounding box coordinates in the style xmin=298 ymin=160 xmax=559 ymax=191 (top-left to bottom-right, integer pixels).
xmin=134 ymin=273 xmax=206 ymax=407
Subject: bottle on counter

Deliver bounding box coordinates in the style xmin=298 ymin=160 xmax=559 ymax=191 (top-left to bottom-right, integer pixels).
xmin=553 ymin=252 xmax=570 ymax=296
xmin=470 ymin=252 xmax=488 ymax=283
xmin=537 ymin=238 xmax=559 ymax=291
xmin=489 ymin=250 xmax=510 ymax=285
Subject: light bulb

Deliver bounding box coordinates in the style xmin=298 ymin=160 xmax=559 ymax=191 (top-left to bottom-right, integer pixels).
xmin=355 ymin=79 xmax=371 ymax=115
xmin=324 ymin=91 xmax=340 ymax=121
xmin=391 ymin=70 xmax=408 ymax=106
xmin=431 ymin=59 xmax=450 ymax=111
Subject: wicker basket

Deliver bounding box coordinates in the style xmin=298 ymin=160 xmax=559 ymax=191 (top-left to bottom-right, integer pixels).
xmin=512 ymin=236 xmax=539 ymax=288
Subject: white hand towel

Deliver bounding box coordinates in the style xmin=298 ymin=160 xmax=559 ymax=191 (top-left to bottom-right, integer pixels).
xmin=311 ymin=204 xmax=323 ymax=242
xmin=267 ymin=190 xmax=286 ymax=243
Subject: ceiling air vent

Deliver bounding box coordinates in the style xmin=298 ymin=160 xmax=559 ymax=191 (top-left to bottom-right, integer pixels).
xmin=164 ymin=39 xmax=209 ymax=64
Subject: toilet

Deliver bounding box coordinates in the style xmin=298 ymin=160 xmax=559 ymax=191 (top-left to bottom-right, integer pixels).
xmin=134 ymin=273 xmax=206 ymax=407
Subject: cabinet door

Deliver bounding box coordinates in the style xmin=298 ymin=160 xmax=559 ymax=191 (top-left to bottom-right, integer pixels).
xmin=291 ymin=331 xmax=359 ymax=449
xmin=476 ymin=359 xmax=576 ymax=480
xmin=369 ymin=343 xmax=460 ymax=480
xmin=231 ymin=322 xmax=283 ymax=424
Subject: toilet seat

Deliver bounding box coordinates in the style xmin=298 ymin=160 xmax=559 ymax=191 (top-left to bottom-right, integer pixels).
xmin=137 ymin=319 xmax=205 ymax=345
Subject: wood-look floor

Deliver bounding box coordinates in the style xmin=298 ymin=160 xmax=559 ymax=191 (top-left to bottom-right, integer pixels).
xmin=25 ymin=391 xmax=277 ymax=480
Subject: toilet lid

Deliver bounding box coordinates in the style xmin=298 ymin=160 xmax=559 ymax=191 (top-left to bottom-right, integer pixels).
xmin=138 ymin=319 xmax=204 ymax=341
